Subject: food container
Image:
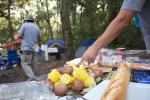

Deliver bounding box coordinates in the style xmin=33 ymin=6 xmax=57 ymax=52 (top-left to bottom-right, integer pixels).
xmin=125 ymin=50 xmax=150 ymax=84
xmin=116 ymin=48 xmax=126 ymax=59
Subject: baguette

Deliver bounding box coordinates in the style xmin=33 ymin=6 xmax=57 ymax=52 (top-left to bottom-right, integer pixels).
xmin=126 ymin=62 xmax=150 ymax=70
xmin=99 ymin=60 xmax=150 ymax=71
xmin=101 ymin=63 xmax=131 ymax=100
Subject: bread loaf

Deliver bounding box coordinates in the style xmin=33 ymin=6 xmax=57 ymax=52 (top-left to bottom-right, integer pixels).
xmin=99 ymin=60 xmax=150 ymax=71
xmin=101 ymin=63 xmax=131 ymax=100
xmin=126 ymin=62 xmax=150 ymax=70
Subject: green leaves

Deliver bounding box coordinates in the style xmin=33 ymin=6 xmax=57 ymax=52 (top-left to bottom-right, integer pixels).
xmin=0 ymin=0 xmax=145 ymax=50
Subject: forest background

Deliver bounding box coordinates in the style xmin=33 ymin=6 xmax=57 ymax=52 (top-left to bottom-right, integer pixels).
xmin=0 ymin=0 xmax=145 ymax=61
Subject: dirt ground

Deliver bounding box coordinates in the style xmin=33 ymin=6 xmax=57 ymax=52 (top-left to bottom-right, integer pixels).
xmin=0 ymin=54 xmax=66 ymax=84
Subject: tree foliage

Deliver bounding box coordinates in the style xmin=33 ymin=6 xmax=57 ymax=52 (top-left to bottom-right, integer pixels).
xmin=0 ymin=0 xmax=145 ymax=57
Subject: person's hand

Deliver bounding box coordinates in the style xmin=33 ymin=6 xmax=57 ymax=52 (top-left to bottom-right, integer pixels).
xmin=80 ymin=46 xmax=99 ymax=64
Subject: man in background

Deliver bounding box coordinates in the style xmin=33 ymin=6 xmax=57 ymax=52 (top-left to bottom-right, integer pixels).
xmin=18 ymin=15 xmax=41 ymax=81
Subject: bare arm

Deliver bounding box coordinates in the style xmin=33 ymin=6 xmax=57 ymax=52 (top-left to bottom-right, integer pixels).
xmin=81 ymin=10 xmax=135 ymax=63
xmin=93 ymin=10 xmax=135 ymax=50
xmin=92 ymin=10 xmax=135 ymax=51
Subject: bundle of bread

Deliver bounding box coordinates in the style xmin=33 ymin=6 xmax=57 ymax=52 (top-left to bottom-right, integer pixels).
xmin=45 ymin=63 xmax=104 ymax=96
xmin=101 ymin=63 xmax=131 ymax=100
xmin=100 ymin=61 xmax=150 ymax=100
xmin=98 ymin=60 xmax=150 ymax=71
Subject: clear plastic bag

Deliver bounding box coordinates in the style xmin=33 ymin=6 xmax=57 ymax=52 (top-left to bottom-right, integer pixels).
xmin=0 ymin=81 xmax=57 ymax=100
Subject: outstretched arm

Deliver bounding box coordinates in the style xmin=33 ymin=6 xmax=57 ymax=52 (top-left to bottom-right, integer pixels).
xmin=81 ymin=10 xmax=135 ymax=63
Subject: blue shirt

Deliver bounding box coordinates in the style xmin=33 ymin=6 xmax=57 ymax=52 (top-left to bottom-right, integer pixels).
xmin=19 ymin=22 xmax=41 ymax=51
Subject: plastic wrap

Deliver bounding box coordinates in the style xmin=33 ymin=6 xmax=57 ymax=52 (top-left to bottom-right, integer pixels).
xmin=0 ymin=81 xmax=57 ymax=100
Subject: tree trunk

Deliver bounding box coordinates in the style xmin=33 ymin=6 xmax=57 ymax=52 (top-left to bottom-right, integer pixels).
xmin=70 ymin=1 xmax=76 ymax=27
xmin=60 ymin=0 xmax=74 ymax=61
xmin=7 ymin=0 xmax=14 ymax=40
xmin=45 ymin=0 xmax=53 ymax=39
xmin=36 ymin=0 xmax=40 ymax=27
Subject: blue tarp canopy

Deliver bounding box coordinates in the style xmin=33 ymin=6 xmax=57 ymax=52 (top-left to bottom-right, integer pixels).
xmin=47 ymin=39 xmax=64 ymax=48
xmin=79 ymin=38 xmax=96 ymax=47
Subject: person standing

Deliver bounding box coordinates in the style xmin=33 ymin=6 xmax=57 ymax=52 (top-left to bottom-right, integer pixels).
xmin=18 ymin=15 xmax=41 ymax=81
